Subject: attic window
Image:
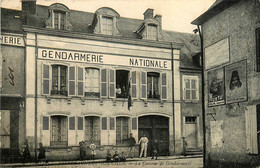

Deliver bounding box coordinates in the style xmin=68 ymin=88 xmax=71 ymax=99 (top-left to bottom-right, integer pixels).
xmin=147 ymin=24 xmax=157 ymax=40
xmin=54 ymin=11 xmax=65 ymax=30
xmin=101 ymin=16 xmax=113 ymax=35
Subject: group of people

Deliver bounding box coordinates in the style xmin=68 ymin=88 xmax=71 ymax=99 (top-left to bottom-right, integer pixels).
xmin=106 ymin=150 xmax=126 ymax=162
xmin=21 ymin=140 xmax=47 ymax=163
xmin=79 ymin=141 xmax=97 ymax=160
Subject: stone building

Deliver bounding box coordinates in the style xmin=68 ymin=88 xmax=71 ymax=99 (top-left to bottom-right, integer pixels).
xmin=192 ymin=0 xmax=260 ymax=167
xmin=1 ymin=0 xmax=202 ymax=161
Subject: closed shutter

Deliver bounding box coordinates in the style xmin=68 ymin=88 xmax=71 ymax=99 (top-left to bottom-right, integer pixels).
xmin=68 ymin=66 xmax=76 ymax=96
xmin=43 ymin=116 xmax=49 ymax=130
xmin=102 ymin=117 xmax=107 ymax=130
xmin=140 ymin=71 xmax=147 ymax=99
xmin=191 ymin=79 xmax=198 ymax=100
xmin=100 ymin=68 xmax=108 ymax=98
xmin=132 ymin=117 xmax=137 ymax=130
xmin=161 ymin=73 xmax=167 ymax=100
xmin=131 ymin=71 xmax=137 ymax=99
xmin=183 ymin=78 xmax=190 ymax=100
xmin=77 ymin=67 xmax=84 ymax=97
xmin=245 ymin=105 xmax=258 ymax=154
xmin=109 ymin=69 xmax=116 ymax=98
xmin=78 ymin=117 xmax=83 ymax=130
xmin=42 ymin=64 xmax=50 ymax=95
xmin=110 ymin=117 xmax=115 ymax=130
xmin=69 ymin=116 xmax=75 ymax=130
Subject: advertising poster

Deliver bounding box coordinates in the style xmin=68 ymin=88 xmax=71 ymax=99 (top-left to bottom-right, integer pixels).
xmin=208 ymin=67 xmax=225 ymax=106
xmin=225 ymin=60 xmax=247 ymax=104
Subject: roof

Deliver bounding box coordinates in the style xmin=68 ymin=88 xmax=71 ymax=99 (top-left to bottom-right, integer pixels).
xmin=1 ymin=8 xmax=23 ymax=33
xmin=191 ymin=0 xmax=241 ymax=25
xmin=1 ymin=5 xmax=201 ymax=70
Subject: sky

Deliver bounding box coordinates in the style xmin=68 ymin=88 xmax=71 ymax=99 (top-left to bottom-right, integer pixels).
xmin=1 ymin=0 xmax=215 ymax=33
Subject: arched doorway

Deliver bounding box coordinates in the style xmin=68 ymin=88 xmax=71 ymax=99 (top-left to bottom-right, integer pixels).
xmin=138 ymin=115 xmax=169 ymax=156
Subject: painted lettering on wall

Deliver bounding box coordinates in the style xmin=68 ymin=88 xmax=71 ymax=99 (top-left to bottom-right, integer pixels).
xmin=38 ymin=48 xmax=171 ymax=70
xmin=1 ymin=35 xmax=24 ymax=46
xmin=8 ymin=67 xmax=15 ymax=86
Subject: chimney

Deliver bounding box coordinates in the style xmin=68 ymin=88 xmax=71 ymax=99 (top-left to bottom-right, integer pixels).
xmin=22 ymin=0 xmax=36 ymax=15
xmin=143 ymin=8 xmax=154 ymax=20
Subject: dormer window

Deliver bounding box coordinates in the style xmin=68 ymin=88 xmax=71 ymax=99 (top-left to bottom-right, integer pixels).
xmin=92 ymin=7 xmax=121 ymax=36
xmin=147 ymin=24 xmax=157 ymax=40
xmin=101 ymin=16 xmax=113 ymax=35
xmin=45 ymin=3 xmax=72 ymax=31
xmin=54 ymin=11 xmax=65 ymax=30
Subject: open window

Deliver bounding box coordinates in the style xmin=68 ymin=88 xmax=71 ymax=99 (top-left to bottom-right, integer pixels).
xmin=147 ymin=72 xmax=160 ymax=99
xmin=116 ymin=70 xmax=129 ymax=98
xmin=51 ymin=65 xmax=68 ymax=96
xmin=116 ymin=117 xmax=129 ymax=145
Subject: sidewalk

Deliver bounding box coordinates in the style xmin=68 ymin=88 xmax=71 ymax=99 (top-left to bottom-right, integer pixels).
xmin=0 ymin=155 xmax=202 ymax=167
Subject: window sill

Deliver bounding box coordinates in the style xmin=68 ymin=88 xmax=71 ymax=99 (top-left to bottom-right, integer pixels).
xmin=48 ymin=95 xmax=71 ymax=99
xmin=183 ymin=100 xmax=199 ymax=103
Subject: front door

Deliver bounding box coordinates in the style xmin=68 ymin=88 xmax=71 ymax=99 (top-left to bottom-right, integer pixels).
xmin=51 ymin=116 xmax=68 ymax=146
xmin=85 ymin=116 xmax=100 ymax=145
xmin=185 ymin=117 xmax=197 ymax=147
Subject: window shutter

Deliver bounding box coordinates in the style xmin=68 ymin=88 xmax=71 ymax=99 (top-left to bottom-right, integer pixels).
xmin=68 ymin=66 xmax=76 ymax=96
xmin=132 ymin=117 xmax=137 ymax=130
xmin=77 ymin=67 xmax=84 ymax=97
xmin=100 ymin=68 xmax=108 ymax=98
xmin=42 ymin=64 xmax=50 ymax=95
xmin=110 ymin=117 xmax=115 ymax=130
xmin=131 ymin=71 xmax=137 ymax=99
xmin=42 ymin=116 xmax=49 ymax=130
xmin=161 ymin=73 xmax=167 ymax=100
xmin=78 ymin=117 xmax=83 ymax=130
xmin=102 ymin=117 xmax=107 ymax=130
xmin=245 ymin=105 xmax=258 ymax=154
xmin=69 ymin=116 xmax=75 ymax=130
xmin=140 ymin=71 xmax=147 ymax=99
xmin=109 ymin=69 xmax=116 ymax=98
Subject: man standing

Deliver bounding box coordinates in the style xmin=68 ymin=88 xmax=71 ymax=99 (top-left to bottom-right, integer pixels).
xmin=139 ymin=134 xmax=149 ymax=158
xmin=126 ymin=133 xmax=136 ymax=158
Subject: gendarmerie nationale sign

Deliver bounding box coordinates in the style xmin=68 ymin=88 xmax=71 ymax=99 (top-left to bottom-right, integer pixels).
xmin=38 ymin=48 xmax=171 ymax=70
xmin=1 ymin=34 xmax=25 ymax=47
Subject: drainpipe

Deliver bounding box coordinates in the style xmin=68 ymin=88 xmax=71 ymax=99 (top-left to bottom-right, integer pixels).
xmin=171 ymin=42 xmax=175 ymax=155
xmin=197 ymin=25 xmax=206 ymax=168
xmin=34 ymin=33 xmax=38 ymax=162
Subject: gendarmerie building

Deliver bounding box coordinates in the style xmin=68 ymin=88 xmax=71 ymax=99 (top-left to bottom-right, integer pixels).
xmin=1 ymin=0 xmax=202 ymax=161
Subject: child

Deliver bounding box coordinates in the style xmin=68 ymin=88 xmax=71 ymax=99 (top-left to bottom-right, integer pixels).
xmin=37 ymin=143 xmax=48 ymax=163
xmin=113 ymin=151 xmax=119 ymax=162
xmin=151 ymin=139 xmax=158 ymax=160
xmin=89 ymin=141 xmax=97 ymax=160
xmin=106 ymin=150 xmax=112 ymax=162
xmin=120 ymin=151 xmax=126 ymax=162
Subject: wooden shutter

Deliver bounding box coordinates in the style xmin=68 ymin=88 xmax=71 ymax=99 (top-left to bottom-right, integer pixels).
xmin=100 ymin=68 xmax=108 ymax=98
xmin=132 ymin=117 xmax=137 ymax=130
xmin=42 ymin=64 xmax=50 ymax=95
xmin=183 ymin=77 xmax=191 ymax=100
xmin=109 ymin=69 xmax=116 ymax=98
xmin=77 ymin=67 xmax=84 ymax=97
xmin=69 ymin=116 xmax=75 ymax=130
xmin=110 ymin=117 xmax=115 ymax=130
xmin=245 ymin=105 xmax=258 ymax=154
xmin=131 ymin=71 xmax=137 ymax=99
xmin=78 ymin=117 xmax=83 ymax=130
xmin=68 ymin=66 xmax=76 ymax=96
xmin=191 ymin=78 xmax=198 ymax=100
xmin=140 ymin=71 xmax=147 ymax=99
xmin=102 ymin=117 xmax=107 ymax=130
xmin=43 ymin=116 xmax=49 ymax=130
xmin=161 ymin=73 xmax=167 ymax=100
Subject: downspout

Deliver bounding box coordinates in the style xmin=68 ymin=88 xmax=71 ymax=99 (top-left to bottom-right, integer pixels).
xmin=34 ymin=33 xmax=38 ymax=162
xmin=171 ymin=42 xmax=175 ymax=154
xmin=197 ymin=25 xmax=206 ymax=168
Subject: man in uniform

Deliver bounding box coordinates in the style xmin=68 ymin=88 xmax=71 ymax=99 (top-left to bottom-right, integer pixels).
xmin=139 ymin=134 xmax=149 ymax=158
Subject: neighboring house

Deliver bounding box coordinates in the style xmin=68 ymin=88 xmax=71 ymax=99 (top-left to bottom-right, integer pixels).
xmin=1 ymin=0 xmax=201 ymax=161
xmin=192 ymin=0 xmax=260 ymax=167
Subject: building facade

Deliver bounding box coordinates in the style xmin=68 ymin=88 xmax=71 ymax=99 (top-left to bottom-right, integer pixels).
xmin=1 ymin=0 xmax=202 ymax=161
xmin=192 ymin=0 xmax=260 ymax=167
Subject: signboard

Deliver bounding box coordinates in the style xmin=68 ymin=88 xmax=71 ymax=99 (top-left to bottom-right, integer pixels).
xmin=208 ymin=67 xmax=225 ymax=106
xmin=205 ymin=37 xmax=230 ymax=69
xmin=225 ymin=60 xmax=247 ymax=104
xmin=1 ymin=34 xmax=24 ymax=47
xmin=38 ymin=48 xmax=171 ymax=70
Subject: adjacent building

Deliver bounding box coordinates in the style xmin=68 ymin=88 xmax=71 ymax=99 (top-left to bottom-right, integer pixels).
xmin=1 ymin=0 xmax=202 ymax=161
xmin=192 ymin=0 xmax=260 ymax=167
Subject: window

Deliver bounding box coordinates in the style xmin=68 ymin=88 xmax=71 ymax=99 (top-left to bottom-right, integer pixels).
xmin=110 ymin=117 xmax=115 ymax=130
xmin=85 ymin=116 xmax=100 ymax=145
xmin=54 ymin=11 xmax=65 ymax=30
xmin=69 ymin=117 xmax=75 ymax=130
xmin=183 ymin=75 xmax=199 ymax=101
xmin=102 ymin=16 xmax=113 ymax=35
xmin=51 ymin=65 xmax=67 ymax=96
xmin=116 ymin=70 xmax=129 ymax=98
xmin=147 ymin=24 xmax=157 ymax=40
xmin=147 ymin=72 xmax=159 ymax=99
xmin=43 ymin=116 xmax=49 ymax=130
xmin=51 ymin=116 xmax=68 ymax=146
xmin=256 ymin=28 xmax=260 ymax=72
xmin=116 ymin=117 xmax=129 ymax=144
xmin=85 ymin=68 xmax=100 ymax=97
xmin=185 ymin=117 xmax=197 ymax=123
xmin=245 ymin=105 xmax=260 ymax=154
xmin=78 ymin=117 xmax=83 ymax=130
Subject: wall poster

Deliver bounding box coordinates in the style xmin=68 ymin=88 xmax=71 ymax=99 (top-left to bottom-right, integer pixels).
xmin=225 ymin=60 xmax=247 ymax=104
xmin=208 ymin=67 xmax=225 ymax=106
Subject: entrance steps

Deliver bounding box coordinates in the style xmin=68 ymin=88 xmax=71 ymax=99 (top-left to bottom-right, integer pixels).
xmin=186 ymin=147 xmax=203 ymax=155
